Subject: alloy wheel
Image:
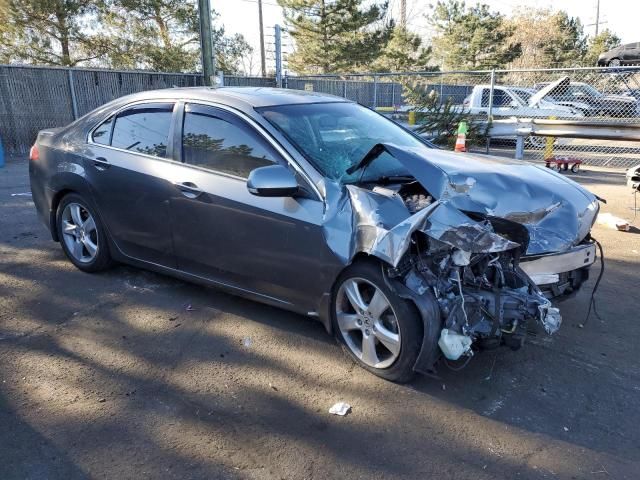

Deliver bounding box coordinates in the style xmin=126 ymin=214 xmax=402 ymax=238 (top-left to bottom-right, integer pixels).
xmin=335 ymin=277 xmax=401 ymax=369
xmin=61 ymin=202 xmax=99 ymax=263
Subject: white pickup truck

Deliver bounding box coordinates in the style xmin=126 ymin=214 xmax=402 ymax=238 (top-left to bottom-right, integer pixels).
xmin=462 ymin=84 xmax=582 ymax=118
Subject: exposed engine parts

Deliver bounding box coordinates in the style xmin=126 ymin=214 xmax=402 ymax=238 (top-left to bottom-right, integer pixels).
xmin=387 ymin=215 xmax=565 ymax=364
xmin=323 ymin=142 xmax=600 ymax=374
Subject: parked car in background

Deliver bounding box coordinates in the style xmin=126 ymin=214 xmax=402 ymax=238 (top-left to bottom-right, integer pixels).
xmin=462 ymin=83 xmax=581 ymax=146
xmin=597 ymin=42 xmax=640 ymax=66
xmin=463 ymin=84 xmax=580 ymax=118
xmin=29 ymin=87 xmax=600 ymax=382
xmin=533 ymin=80 xmax=638 ymax=117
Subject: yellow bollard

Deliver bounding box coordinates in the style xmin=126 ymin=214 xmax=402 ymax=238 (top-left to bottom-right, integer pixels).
xmin=543 ymin=116 xmax=556 ymax=160
xmin=408 ymin=111 xmax=416 ymax=126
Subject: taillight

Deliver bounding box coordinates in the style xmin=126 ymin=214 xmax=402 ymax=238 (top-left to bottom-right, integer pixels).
xmin=29 ymin=144 xmax=39 ymax=161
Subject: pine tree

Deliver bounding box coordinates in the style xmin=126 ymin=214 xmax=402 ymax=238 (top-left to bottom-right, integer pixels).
xmin=429 ymin=0 xmax=521 ymax=70
xmin=278 ymin=0 xmax=392 ymax=74
xmin=372 ymin=26 xmax=432 ymax=72
xmin=0 ymin=0 xmax=109 ymax=66
xmin=103 ymin=0 xmax=253 ymax=73
xmin=584 ymin=30 xmax=620 ymax=66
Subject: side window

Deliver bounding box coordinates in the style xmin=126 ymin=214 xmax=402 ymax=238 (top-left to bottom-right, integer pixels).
xmin=182 ymin=106 xmax=277 ymax=178
xmin=480 ymin=88 xmax=490 ymax=108
xmin=92 ymin=116 xmax=113 ymax=145
xmin=480 ymin=89 xmax=510 ymax=108
xmin=111 ymin=104 xmax=173 ymax=158
xmin=493 ymin=89 xmax=510 ymax=107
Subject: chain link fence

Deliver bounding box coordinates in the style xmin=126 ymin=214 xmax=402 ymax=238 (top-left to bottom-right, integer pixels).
xmin=0 ymin=65 xmax=275 ymax=154
xmin=2 ymin=63 xmax=640 ymax=169
xmin=285 ymin=67 xmax=640 ymax=169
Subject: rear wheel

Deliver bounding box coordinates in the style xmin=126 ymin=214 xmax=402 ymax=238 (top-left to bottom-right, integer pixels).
xmin=608 ymin=58 xmax=621 ymax=67
xmin=56 ymin=193 xmax=112 ymax=272
xmin=332 ymin=260 xmax=422 ymax=383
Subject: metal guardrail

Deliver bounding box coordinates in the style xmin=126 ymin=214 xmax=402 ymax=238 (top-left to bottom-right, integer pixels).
xmin=491 ymin=118 xmax=640 ymax=141
xmin=490 ymin=118 xmax=640 ymax=161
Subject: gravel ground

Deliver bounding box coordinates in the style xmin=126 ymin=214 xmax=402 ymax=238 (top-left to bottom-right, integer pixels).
xmin=1 ymin=156 xmax=639 ymax=479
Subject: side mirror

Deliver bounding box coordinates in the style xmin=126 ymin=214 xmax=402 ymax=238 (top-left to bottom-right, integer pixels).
xmin=247 ymin=164 xmax=299 ymax=197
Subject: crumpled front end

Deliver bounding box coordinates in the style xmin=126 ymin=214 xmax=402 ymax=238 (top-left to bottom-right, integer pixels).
xmin=321 ymin=144 xmax=600 ymax=374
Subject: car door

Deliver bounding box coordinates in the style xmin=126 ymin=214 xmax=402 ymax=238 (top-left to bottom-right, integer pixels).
xmin=480 ymin=87 xmax=518 ymax=117
xmin=168 ymin=103 xmax=331 ymax=309
xmin=85 ymin=102 xmax=178 ymax=266
xmin=624 ymin=43 xmax=640 ymax=64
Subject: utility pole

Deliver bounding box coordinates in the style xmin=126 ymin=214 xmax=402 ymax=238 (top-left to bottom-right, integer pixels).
xmin=400 ymin=0 xmax=406 ymax=29
xmin=258 ymin=0 xmax=266 ymax=77
xmin=595 ymin=0 xmax=600 ymax=36
xmin=198 ymin=0 xmax=215 ymax=86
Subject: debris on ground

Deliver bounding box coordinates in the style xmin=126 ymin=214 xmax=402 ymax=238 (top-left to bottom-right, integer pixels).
xmin=563 ymin=426 xmax=569 ymax=432
xmin=329 ymin=402 xmax=352 ymax=416
xmin=597 ymin=212 xmax=630 ymax=231
xmin=242 ymin=337 xmax=252 ymax=348
xmin=10 ymin=192 xmax=32 ymax=197
xmin=185 ymin=304 xmax=195 ymax=311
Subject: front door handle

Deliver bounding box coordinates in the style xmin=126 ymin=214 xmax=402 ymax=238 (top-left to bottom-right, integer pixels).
xmin=93 ymin=156 xmax=110 ymax=170
xmin=174 ymin=182 xmax=204 ymax=199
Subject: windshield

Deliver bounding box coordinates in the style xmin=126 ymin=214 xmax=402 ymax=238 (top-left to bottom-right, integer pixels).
xmin=257 ymin=102 xmax=428 ymax=183
xmin=564 ymin=84 xmax=602 ymax=98
xmin=512 ymin=88 xmax=533 ymax=103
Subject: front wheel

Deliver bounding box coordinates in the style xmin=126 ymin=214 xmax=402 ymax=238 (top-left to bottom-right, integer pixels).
xmin=332 ymin=260 xmax=423 ymax=383
xmin=56 ymin=193 xmax=112 ymax=272
xmin=608 ymin=58 xmax=621 ymax=67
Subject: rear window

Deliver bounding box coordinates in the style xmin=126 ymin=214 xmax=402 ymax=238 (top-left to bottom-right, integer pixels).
xmin=110 ymin=103 xmax=174 ymax=158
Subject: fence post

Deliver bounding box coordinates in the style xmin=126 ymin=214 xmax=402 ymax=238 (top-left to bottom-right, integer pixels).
xmin=215 ymin=71 xmax=224 ymax=87
xmin=274 ymin=24 xmax=283 ymax=88
xmin=515 ymin=135 xmax=525 ymax=160
xmin=0 ymin=134 xmax=4 ymax=168
xmin=391 ymin=82 xmax=396 ymax=108
xmin=284 ymin=73 xmax=288 ymax=89
xmin=67 ymin=69 xmax=79 ymax=120
xmin=373 ymin=75 xmax=378 ymax=109
xmin=485 ymin=69 xmax=496 ymax=154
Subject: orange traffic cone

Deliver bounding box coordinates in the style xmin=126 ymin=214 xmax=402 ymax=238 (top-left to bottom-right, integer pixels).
xmin=454 ymin=121 xmax=468 ymax=152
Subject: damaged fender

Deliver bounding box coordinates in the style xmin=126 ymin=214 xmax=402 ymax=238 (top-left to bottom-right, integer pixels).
xmin=319 ymin=143 xmax=593 ymax=372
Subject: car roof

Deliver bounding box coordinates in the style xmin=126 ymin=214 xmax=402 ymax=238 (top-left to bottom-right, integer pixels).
xmin=114 ymin=86 xmax=350 ymax=109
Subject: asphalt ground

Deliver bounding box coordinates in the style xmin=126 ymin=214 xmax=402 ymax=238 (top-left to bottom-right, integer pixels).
xmin=1 ymin=156 xmax=639 ymax=479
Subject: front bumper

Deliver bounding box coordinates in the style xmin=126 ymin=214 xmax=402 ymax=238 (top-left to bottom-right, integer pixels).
xmin=520 ymin=243 xmax=596 ymax=298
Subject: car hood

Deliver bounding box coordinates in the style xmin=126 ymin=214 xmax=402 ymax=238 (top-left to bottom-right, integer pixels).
xmin=326 ymin=144 xmax=598 ymax=259
xmin=529 ymin=76 xmax=570 ymax=107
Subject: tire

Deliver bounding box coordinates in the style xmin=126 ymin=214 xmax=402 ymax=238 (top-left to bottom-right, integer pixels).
xmin=331 ymin=259 xmax=423 ymax=383
xmin=608 ymin=58 xmax=621 ymax=67
xmin=571 ymin=163 xmax=580 ymax=173
xmin=56 ymin=193 xmax=112 ymax=272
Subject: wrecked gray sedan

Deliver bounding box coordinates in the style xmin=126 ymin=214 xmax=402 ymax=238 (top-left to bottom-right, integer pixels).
xmin=29 ymin=88 xmax=600 ymax=382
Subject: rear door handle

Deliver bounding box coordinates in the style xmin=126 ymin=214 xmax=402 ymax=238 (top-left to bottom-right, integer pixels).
xmin=93 ymin=156 xmax=110 ymax=170
xmin=174 ymin=182 xmax=204 ymax=199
